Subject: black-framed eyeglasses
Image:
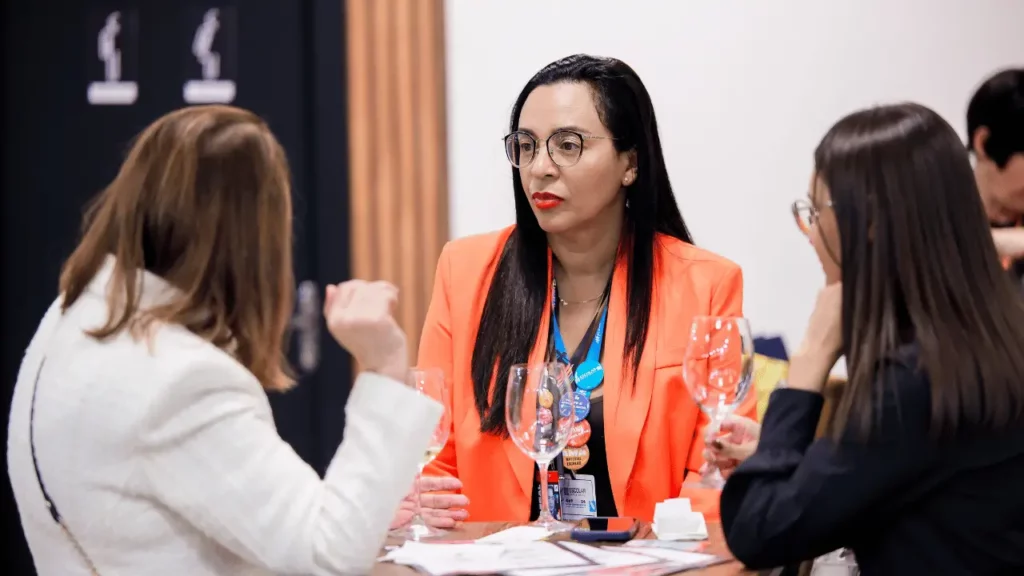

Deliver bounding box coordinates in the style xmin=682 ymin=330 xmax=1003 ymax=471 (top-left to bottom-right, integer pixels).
xmin=502 ymin=129 xmax=614 ymax=168
xmin=791 ymin=198 xmax=834 ymax=235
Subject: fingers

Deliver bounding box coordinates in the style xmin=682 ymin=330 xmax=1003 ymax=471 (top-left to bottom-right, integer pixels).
xmin=394 ymin=502 xmax=469 ymax=528
xmin=420 ymin=492 xmax=470 ymax=510
xmin=421 ymin=508 xmax=468 ymax=528
xmin=718 ymin=415 xmax=760 ymax=442
xmin=323 ymin=284 xmax=337 ymax=316
xmin=718 ymin=440 xmax=756 ymax=461
xmin=418 ymin=475 xmax=464 ymax=493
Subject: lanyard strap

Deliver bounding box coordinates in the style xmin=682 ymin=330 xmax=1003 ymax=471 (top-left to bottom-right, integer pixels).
xmin=550 ymin=279 xmax=609 ymax=368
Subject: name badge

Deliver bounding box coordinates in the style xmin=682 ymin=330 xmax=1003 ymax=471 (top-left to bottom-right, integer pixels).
xmin=559 ymin=474 xmax=598 ymax=520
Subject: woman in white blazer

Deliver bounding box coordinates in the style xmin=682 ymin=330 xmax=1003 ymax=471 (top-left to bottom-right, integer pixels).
xmin=6 ymin=105 xmax=450 ymax=575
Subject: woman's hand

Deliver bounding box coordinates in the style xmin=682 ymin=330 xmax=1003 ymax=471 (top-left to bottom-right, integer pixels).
xmin=323 ymin=280 xmax=408 ymax=383
xmin=790 ymin=282 xmax=843 ymax=393
xmin=389 ymin=476 xmax=470 ymax=529
xmin=703 ymin=415 xmax=761 ymax=479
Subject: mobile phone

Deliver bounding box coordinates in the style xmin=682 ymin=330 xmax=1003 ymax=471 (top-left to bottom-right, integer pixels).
xmin=569 ymin=517 xmax=639 ymax=542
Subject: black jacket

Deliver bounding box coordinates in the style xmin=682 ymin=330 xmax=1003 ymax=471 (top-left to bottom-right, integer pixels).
xmin=720 ymin=345 xmax=1024 ymax=575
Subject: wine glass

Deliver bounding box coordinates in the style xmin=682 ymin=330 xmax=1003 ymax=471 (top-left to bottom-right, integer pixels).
xmin=681 ymin=316 xmax=754 ymax=489
xmin=390 ymin=367 xmax=450 ymax=541
xmin=506 ymin=362 xmax=575 ymax=533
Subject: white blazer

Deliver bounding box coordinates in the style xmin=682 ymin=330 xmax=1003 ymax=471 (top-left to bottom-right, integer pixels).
xmin=6 ymin=257 xmax=443 ymax=575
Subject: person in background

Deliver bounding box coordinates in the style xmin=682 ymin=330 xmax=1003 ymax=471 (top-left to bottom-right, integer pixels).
xmin=411 ymin=54 xmax=754 ymax=527
xmin=967 ymin=68 xmax=1024 ymax=284
xmin=7 ymin=105 xmax=446 ymax=575
xmin=714 ymin=103 xmax=1024 ymax=574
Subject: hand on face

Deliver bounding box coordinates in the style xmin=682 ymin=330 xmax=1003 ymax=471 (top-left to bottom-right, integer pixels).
xmin=797 ymin=282 xmax=844 ymax=364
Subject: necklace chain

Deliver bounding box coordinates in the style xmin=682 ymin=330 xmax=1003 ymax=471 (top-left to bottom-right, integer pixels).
xmin=553 ymin=278 xmax=605 ymax=306
xmin=559 ymin=294 xmax=603 ymax=306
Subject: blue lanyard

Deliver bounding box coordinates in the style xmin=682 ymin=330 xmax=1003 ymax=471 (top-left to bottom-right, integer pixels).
xmin=551 ymin=280 xmax=608 ymax=370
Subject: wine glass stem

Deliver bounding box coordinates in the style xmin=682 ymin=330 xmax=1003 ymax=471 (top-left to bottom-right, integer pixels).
xmin=538 ymin=460 xmax=553 ymax=521
xmin=704 ymin=408 xmax=725 ymax=478
xmin=411 ymin=464 xmax=426 ymax=529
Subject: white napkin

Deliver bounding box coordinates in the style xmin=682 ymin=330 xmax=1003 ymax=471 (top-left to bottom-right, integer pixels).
xmin=651 ymin=498 xmax=708 ymax=541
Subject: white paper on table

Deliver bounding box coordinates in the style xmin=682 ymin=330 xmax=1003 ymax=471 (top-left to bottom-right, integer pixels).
xmin=558 ymin=542 xmax=662 ymax=568
xmin=381 ymin=541 xmax=501 ymax=564
xmin=387 ymin=541 xmax=589 ymax=576
xmin=476 ymin=526 xmax=553 ymax=543
xmin=611 ymin=546 xmax=720 ymax=569
xmin=623 ymin=540 xmax=703 ymax=552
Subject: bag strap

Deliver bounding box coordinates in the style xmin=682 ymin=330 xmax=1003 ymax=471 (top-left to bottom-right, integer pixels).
xmin=29 ymin=357 xmax=101 ymax=576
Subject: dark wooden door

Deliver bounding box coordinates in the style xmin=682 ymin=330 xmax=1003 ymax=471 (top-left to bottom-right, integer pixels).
xmin=0 ymin=1 xmax=353 ymax=572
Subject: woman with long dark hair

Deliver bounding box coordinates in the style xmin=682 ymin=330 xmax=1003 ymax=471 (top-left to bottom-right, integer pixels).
xmin=411 ymin=54 xmax=753 ymax=526
xmin=716 ymin=103 xmax=1024 ymax=573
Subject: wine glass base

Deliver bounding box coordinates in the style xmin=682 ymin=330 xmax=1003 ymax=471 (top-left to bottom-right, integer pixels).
xmin=389 ymin=523 xmax=447 ymax=541
xmin=529 ymin=517 xmax=575 ymax=533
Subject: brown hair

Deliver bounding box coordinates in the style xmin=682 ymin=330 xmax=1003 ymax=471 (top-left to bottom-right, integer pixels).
xmin=60 ymin=105 xmax=295 ymax=391
xmin=816 ymin=102 xmax=1024 ymax=438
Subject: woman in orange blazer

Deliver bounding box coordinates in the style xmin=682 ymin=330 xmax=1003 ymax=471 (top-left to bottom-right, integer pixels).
xmin=414 ymin=54 xmax=755 ymax=526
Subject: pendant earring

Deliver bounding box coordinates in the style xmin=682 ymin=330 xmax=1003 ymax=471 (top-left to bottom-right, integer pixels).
xmin=626 ymin=198 xmax=630 ymax=209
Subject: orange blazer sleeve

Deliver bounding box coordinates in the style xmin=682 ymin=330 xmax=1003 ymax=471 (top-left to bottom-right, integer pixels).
xmin=417 ymin=244 xmax=459 ymax=480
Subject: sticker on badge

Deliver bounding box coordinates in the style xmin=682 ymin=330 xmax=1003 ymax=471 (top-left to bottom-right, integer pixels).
xmin=567 ymin=419 xmax=592 ymax=448
xmin=559 ymin=473 xmax=598 ymax=520
xmin=574 ymin=360 xmax=604 ymax=392
xmin=563 ymin=445 xmax=591 ymax=470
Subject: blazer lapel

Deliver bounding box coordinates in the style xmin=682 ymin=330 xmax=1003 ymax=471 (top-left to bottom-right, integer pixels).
xmin=604 ymin=248 xmax=659 ymax=513
xmin=500 ymin=249 xmax=556 ymax=503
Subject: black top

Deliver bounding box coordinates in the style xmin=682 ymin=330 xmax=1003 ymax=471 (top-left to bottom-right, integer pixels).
xmin=720 ymin=344 xmax=1024 ymax=575
xmin=529 ymin=396 xmax=618 ymax=520
xmin=529 ymin=291 xmax=617 ymax=520
xmin=570 ymin=396 xmax=618 ymax=517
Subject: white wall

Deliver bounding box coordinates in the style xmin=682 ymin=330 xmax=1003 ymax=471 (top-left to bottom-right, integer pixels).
xmin=443 ymin=0 xmax=1024 ymax=361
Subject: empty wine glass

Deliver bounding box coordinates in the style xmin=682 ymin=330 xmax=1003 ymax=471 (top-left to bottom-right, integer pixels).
xmin=390 ymin=367 xmax=450 ymax=541
xmin=682 ymin=316 xmax=754 ymax=489
xmin=506 ymin=362 xmax=575 ymax=533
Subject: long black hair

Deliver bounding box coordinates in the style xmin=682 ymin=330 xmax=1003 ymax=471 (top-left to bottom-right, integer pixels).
xmin=471 ymin=54 xmax=693 ymax=435
xmin=817 ymin=102 xmax=1024 ymax=438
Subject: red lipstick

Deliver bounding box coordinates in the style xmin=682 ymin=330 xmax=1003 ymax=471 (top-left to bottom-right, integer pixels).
xmin=531 ymin=191 xmax=563 ymax=210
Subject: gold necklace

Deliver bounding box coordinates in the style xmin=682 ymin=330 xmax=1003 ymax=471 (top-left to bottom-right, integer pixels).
xmin=559 ymin=294 xmax=603 ymax=306
xmin=553 ymin=279 xmax=605 ymax=306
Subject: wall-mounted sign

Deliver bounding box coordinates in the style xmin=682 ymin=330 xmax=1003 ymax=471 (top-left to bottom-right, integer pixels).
xmin=86 ymin=10 xmax=139 ymax=106
xmin=183 ymin=7 xmax=238 ymax=104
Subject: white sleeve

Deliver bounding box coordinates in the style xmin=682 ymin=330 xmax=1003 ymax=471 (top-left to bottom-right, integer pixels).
xmin=138 ymin=362 xmax=441 ymax=575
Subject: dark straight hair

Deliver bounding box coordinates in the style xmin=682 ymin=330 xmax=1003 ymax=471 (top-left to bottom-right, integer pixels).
xmin=470 ymin=54 xmax=693 ymax=435
xmin=816 ymin=102 xmax=1024 ymax=438
xmin=966 ymin=67 xmax=1024 ymax=168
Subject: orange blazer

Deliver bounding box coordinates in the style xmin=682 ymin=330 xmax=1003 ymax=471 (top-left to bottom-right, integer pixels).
xmin=418 ymin=226 xmax=755 ymax=523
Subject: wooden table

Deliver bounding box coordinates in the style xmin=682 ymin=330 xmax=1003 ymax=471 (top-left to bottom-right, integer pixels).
xmin=374 ymin=520 xmax=752 ymax=575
